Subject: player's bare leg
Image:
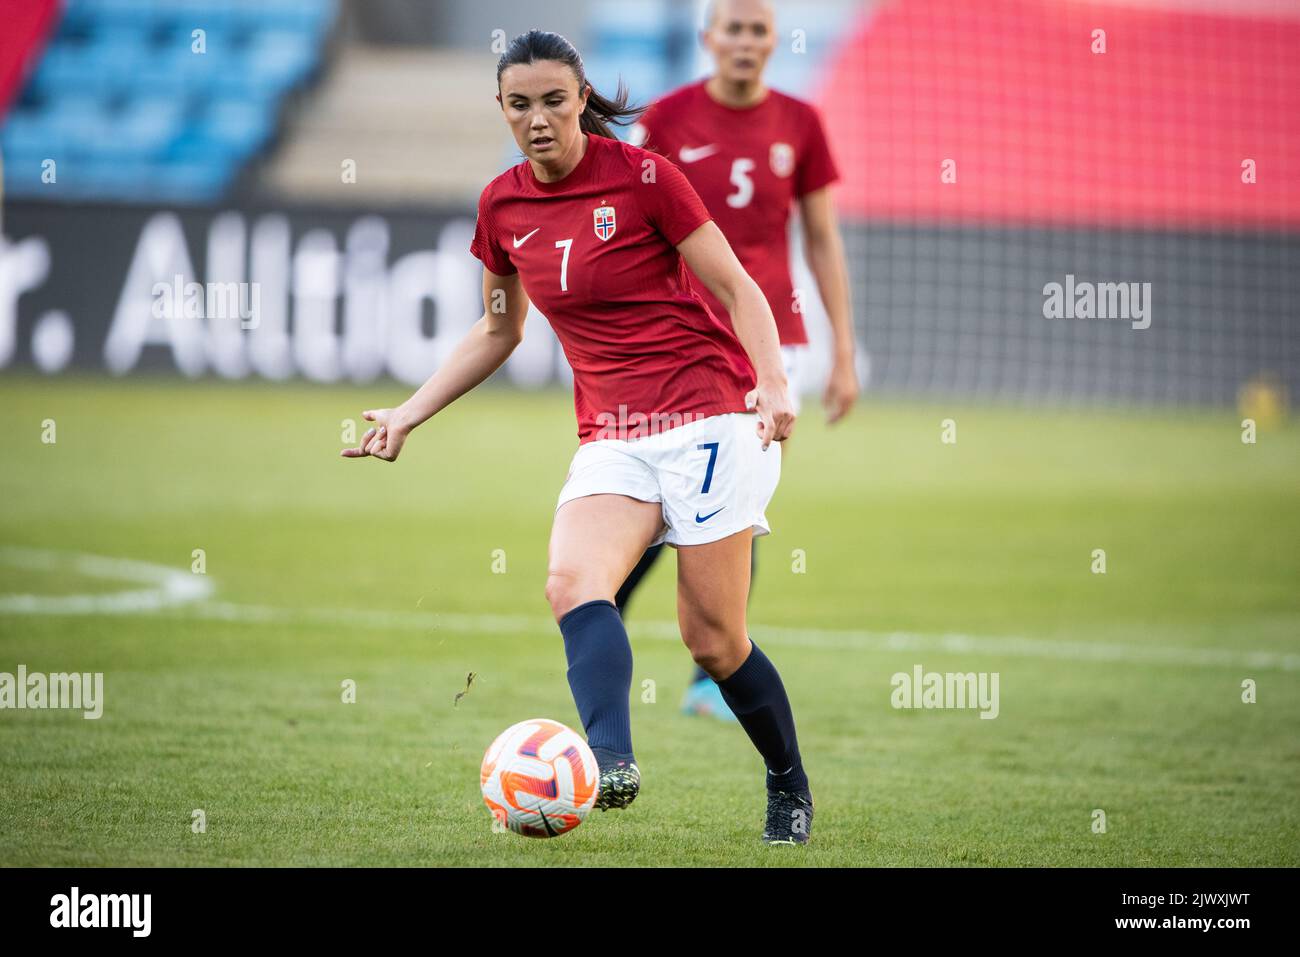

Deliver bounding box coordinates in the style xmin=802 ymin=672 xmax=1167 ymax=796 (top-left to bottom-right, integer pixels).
xmin=547 ymin=493 xmax=662 ymax=620
xmin=675 ymin=527 xmax=754 ymax=678
xmin=547 ymin=493 xmax=663 ymax=809
xmin=676 ymin=527 xmax=813 ymax=844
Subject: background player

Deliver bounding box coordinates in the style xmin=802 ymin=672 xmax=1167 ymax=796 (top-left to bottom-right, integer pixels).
xmin=621 ymin=0 xmax=859 ymax=719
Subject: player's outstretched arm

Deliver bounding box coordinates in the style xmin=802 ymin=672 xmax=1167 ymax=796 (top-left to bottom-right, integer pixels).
xmin=341 ymin=268 xmax=529 ymax=462
xmin=676 ymin=221 xmax=795 ymax=448
xmin=799 ymin=186 xmax=859 ymax=423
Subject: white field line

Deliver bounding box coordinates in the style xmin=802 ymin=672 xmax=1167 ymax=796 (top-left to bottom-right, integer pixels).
xmin=0 ymin=546 xmax=213 ymax=614
xmin=191 ymin=602 xmax=1300 ymax=672
xmin=1 ymin=549 xmax=1297 ymax=673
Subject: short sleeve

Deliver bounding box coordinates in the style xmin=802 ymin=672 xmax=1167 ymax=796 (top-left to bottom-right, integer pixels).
xmin=795 ymin=106 xmax=840 ymax=198
xmin=637 ymin=152 xmax=712 ymax=246
xmin=469 ymin=187 xmax=516 ymax=276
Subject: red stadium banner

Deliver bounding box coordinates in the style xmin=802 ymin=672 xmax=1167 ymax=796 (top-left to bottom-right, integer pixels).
xmin=0 ymin=0 xmax=60 ymax=119
xmin=816 ymin=0 xmax=1300 ymax=227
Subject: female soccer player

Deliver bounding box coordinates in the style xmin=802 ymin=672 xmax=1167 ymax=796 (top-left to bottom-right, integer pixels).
xmin=342 ymin=30 xmax=813 ymax=845
xmin=621 ymin=0 xmax=860 ymax=720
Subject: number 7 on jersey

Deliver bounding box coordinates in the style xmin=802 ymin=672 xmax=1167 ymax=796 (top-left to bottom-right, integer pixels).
xmin=555 ymin=238 xmax=572 ymax=292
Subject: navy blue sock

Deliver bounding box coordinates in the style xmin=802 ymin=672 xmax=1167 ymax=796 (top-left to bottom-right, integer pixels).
xmin=615 ymin=543 xmax=665 ymax=618
xmin=715 ymin=640 xmax=808 ymax=793
xmin=559 ymin=599 xmax=634 ymax=763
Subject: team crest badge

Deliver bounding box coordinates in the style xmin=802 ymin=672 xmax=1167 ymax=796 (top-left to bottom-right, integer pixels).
xmin=593 ymin=205 xmax=616 ymax=241
xmin=770 ymin=142 xmax=795 ymax=178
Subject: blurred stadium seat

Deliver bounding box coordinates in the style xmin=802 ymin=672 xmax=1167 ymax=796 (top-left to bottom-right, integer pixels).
xmin=2 ymin=0 xmax=338 ymax=203
xmin=257 ymin=0 xmax=861 ymax=203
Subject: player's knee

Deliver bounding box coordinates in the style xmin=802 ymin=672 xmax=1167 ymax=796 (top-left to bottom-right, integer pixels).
xmin=687 ymin=642 xmax=727 ymax=675
xmin=545 ymin=568 xmax=599 ymax=621
xmin=544 ymin=571 xmax=574 ymax=619
xmin=680 ymin=617 xmax=744 ymax=675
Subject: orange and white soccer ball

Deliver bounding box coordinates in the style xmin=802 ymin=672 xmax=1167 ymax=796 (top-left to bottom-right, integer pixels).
xmin=480 ymin=718 xmax=599 ymax=838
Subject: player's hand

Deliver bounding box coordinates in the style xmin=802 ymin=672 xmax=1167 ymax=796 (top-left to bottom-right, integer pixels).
xmin=823 ymin=356 xmax=860 ymax=424
xmin=745 ymin=380 xmax=796 ymax=450
xmin=340 ymin=408 xmax=409 ymax=463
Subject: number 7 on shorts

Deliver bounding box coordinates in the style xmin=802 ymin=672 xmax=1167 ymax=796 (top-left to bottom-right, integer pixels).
xmin=697 ymin=442 xmax=719 ymax=494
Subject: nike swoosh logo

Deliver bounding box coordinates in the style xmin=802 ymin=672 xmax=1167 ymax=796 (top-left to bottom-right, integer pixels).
xmin=512 ymin=228 xmax=540 ymax=248
xmin=678 ymin=145 xmax=718 ymax=164
xmin=695 ymin=507 xmax=725 ymax=523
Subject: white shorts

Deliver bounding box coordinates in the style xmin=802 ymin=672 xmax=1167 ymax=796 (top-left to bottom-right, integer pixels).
xmin=556 ymin=412 xmax=781 ymax=547
xmin=781 ymin=344 xmax=808 ymax=415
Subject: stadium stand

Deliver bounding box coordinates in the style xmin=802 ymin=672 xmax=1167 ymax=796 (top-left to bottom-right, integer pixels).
xmin=2 ymin=0 xmax=338 ymax=203
xmin=3 ymin=0 xmax=1291 ymax=410
xmin=258 ymin=46 xmax=506 ymax=206
xmin=266 ymin=0 xmax=861 ymax=206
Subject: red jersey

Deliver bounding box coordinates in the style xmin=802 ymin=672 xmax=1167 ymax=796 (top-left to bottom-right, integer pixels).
xmin=633 ymin=80 xmax=840 ymax=345
xmin=470 ymin=133 xmax=755 ymax=444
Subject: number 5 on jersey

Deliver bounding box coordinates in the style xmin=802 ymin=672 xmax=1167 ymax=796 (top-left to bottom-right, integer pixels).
xmin=727 ymin=159 xmax=755 ymax=209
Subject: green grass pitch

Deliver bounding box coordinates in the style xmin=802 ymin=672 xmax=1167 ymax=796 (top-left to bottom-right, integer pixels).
xmin=1 ymin=375 xmax=1297 ymax=866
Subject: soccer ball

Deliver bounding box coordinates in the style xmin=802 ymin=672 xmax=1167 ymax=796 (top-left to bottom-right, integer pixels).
xmin=480 ymin=718 xmax=599 ymax=838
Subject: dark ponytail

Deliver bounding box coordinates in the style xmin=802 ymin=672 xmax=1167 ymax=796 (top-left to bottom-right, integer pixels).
xmin=496 ymin=30 xmax=642 ymax=138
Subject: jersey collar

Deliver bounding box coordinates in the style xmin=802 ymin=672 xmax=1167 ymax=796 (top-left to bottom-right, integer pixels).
xmin=528 ymin=133 xmax=598 ymax=194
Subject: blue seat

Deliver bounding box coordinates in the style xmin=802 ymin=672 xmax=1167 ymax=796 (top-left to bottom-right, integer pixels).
xmin=0 ymin=111 xmax=56 ymax=155
xmin=65 ymin=0 xmax=165 ymax=32
xmin=156 ymin=22 xmax=235 ymax=58
xmin=165 ymin=41 xmax=227 ymax=84
xmin=100 ymin=97 xmax=185 ymax=159
xmin=83 ymin=27 xmax=151 ymax=91
xmin=42 ymin=95 xmax=114 ymax=158
xmin=203 ymin=98 xmax=276 ymax=155
xmin=12 ymin=0 xmax=335 ymax=203
xmin=157 ymin=0 xmax=236 ymax=30
xmin=30 ymin=44 xmax=101 ymax=96
xmin=245 ymin=30 xmax=319 ymax=91
xmin=1 ymin=144 xmax=60 ymax=195
xmin=155 ymin=159 xmax=238 ymax=203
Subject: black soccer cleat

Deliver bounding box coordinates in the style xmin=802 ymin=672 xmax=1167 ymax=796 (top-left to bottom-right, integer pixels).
xmin=594 ymin=759 xmax=640 ymax=811
xmin=763 ymin=788 xmax=814 ymax=845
